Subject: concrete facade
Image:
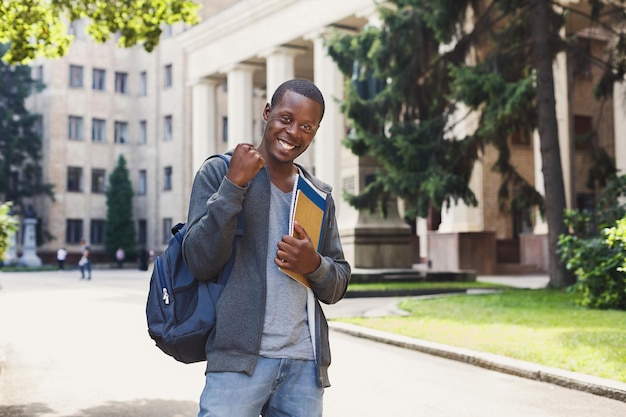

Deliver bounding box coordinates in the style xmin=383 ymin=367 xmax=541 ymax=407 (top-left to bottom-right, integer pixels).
xmin=23 ymin=0 xmax=623 ymax=273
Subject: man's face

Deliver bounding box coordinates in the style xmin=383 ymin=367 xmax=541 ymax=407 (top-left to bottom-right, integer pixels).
xmin=261 ymin=90 xmax=323 ymax=163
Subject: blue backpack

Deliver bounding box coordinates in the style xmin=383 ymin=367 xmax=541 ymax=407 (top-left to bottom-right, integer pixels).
xmin=146 ymin=154 xmax=240 ymax=363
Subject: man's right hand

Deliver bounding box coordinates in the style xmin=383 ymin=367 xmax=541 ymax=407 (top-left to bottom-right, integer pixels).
xmin=227 ymin=143 xmax=265 ymax=187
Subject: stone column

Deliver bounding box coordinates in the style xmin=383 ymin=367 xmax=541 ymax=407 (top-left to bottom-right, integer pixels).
xmin=226 ymin=64 xmax=256 ymax=149
xmin=520 ymin=50 xmax=570 ymax=273
xmin=191 ymin=78 xmax=219 ymax=174
xmin=428 ymin=103 xmax=496 ymax=274
xmin=554 ymin=49 xmax=573 ymax=208
xmin=19 ymin=217 xmax=42 ymax=267
xmin=261 ymin=46 xmax=303 ymax=99
xmin=310 ymin=32 xmax=345 ymax=200
xmin=614 ymin=82 xmax=626 ymax=175
xmin=308 ymin=28 xmax=412 ymax=269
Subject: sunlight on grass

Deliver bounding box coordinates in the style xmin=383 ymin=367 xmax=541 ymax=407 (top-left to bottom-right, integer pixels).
xmin=337 ymin=289 xmax=626 ymax=382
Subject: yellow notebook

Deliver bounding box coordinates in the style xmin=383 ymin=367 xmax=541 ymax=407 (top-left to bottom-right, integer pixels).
xmin=280 ymin=176 xmax=327 ymax=287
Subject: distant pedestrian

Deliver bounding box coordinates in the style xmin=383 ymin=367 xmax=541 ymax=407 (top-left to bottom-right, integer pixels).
xmin=79 ymin=239 xmax=91 ymax=280
xmin=116 ymin=247 xmax=125 ymax=268
xmin=56 ymin=247 xmax=67 ymax=270
xmin=137 ymin=246 xmax=149 ymax=271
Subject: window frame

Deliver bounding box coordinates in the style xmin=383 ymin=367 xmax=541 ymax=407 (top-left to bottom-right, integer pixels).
xmin=114 ymin=71 xmax=128 ymax=94
xmin=92 ymin=68 xmax=106 ymax=91
xmin=114 ymin=121 xmax=128 ymax=144
xmin=164 ymin=115 xmax=173 ymax=141
xmin=67 ymin=166 xmax=83 ymax=192
xmin=90 ymin=219 xmax=106 ymax=244
xmin=69 ymin=64 xmax=83 ymax=88
xmin=68 ymin=116 xmax=84 ymax=141
xmin=163 ymin=166 xmax=172 ymax=191
xmin=138 ymin=169 xmax=147 ymax=195
xmin=66 ymin=219 xmax=83 ymax=244
xmin=92 ymin=118 xmax=106 ymax=143
xmin=164 ymin=64 xmax=173 ymax=88
xmin=91 ymin=169 xmax=106 ymax=193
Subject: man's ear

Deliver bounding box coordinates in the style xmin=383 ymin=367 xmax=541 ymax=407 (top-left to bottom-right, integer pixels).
xmin=263 ymin=103 xmax=271 ymax=121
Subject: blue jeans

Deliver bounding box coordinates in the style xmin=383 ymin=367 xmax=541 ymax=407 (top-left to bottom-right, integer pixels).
xmin=79 ymin=261 xmax=91 ymax=278
xmin=198 ymin=357 xmax=323 ymax=417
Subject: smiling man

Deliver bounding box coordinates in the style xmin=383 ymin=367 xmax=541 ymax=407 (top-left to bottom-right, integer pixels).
xmin=182 ymin=79 xmax=351 ymax=417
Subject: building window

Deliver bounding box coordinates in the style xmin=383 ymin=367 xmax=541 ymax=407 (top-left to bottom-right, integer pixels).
xmin=69 ymin=19 xmax=86 ymax=39
xmin=90 ymin=219 xmax=106 ymax=244
xmin=164 ymin=166 xmax=172 ymax=191
xmin=164 ymin=64 xmax=172 ymax=88
xmin=574 ymin=115 xmax=593 ymax=150
xmin=138 ymin=169 xmax=147 ymax=195
xmin=66 ymin=219 xmax=83 ymax=244
xmin=32 ymin=115 xmax=43 ymax=139
xmin=139 ymin=120 xmax=147 ymax=144
xmin=163 ymin=24 xmax=173 ymax=38
xmin=33 ymin=65 xmax=44 ymax=82
xmin=92 ymin=118 xmax=106 ymax=143
xmin=139 ymin=71 xmax=147 ymax=96
xmin=114 ymin=121 xmax=128 ymax=144
xmin=138 ymin=219 xmax=147 ymax=244
xmin=92 ymin=68 xmax=106 ymax=91
xmin=163 ymin=218 xmax=173 ymax=244
xmin=67 ymin=167 xmax=83 ymax=192
xmin=511 ymin=129 xmax=530 ymax=146
xmin=69 ymin=65 xmax=83 ymax=88
xmin=91 ymin=169 xmax=106 ymax=193
xmin=68 ymin=116 xmax=84 ymax=140
xmin=114 ymin=71 xmax=128 ymax=94
xmin=164 ymin=115 xmax=172 ymax=141
xmin=222 ymin=116 xmax=228 ymax=143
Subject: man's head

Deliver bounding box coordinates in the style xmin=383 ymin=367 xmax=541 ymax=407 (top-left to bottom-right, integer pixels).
xmin=259 ymin=79 xmax=325 ymax=165
xmin=271 ymin=79 xmax=325 ymax=123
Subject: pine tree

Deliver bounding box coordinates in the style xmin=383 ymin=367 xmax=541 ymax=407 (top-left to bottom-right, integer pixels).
xmin=326 ymin=0 xmax=626 ymax=288
xmin=105 ymin=155 xmax=135 ymax=261
xmin=0 ymin=43 xmax=54 ymax=212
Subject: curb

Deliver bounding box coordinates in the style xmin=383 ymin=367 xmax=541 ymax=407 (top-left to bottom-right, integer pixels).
xmin=329 ymin=321 xmax=626 ymax=403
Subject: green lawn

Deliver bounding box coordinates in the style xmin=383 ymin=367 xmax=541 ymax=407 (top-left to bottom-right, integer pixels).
xmin=336 ymin=289 xmax=626 ymax=383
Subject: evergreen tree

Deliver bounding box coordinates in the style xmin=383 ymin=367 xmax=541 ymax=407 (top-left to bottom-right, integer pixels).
xmin=326 ymin=0 xmax=626 ymax=288
xmin=105 ymin=155 xmax=135 ymax=260
xmin=0 ymin=43 xmax=54 ymax=212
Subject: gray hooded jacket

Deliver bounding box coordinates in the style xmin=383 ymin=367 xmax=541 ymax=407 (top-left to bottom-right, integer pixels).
xmin=182 ymin=154 xmax=351 ymax=387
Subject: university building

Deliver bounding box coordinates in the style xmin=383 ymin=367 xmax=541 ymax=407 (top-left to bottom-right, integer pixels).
xmin=24 ymin=0 xmax=626 ymax=272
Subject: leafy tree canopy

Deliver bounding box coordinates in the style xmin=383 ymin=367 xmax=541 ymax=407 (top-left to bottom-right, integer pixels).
xmin=0 ymin=0 xmax=200 ymax=63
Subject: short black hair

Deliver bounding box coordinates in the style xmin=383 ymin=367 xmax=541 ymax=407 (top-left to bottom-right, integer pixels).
xmin=270 ymin=78 xmax=325 ymax=121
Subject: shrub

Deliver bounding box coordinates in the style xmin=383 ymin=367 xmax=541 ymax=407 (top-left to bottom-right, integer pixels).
xmin=0 ymin=202 xmax=19 ymax=261
xmin=558 ymin=175 xmax=626 ymax=311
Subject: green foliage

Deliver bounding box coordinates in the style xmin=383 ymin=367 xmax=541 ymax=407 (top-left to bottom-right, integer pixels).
xmin=105 ymin=155 xmax=135 ymax=260
xmin=606 ymin=216 xmax=626 ymax=272
xmin=325 ymin=0 xmax=624 ymax=223
xmin=325 ymin=0 xmax=547 ymax=219
xmin=0 ymin=0 xmax=200 ymax=63
xmin=0 ymin=201 xmax=19 ymax=260
xmin=558 ymin=175 xmax=626 ymax=310
xmin=0 ymin=43 xmax=54 ymax=212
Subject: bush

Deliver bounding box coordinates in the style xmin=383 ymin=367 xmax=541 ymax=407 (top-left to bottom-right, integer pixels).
xmin=0 ymin=202 xmax=19 ymax=261
xmin=558 ymin=175 xmax=626 ymax=310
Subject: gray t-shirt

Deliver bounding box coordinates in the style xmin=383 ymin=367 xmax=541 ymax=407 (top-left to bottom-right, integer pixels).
xmin=259 ymin=183 xmax=314 ymax=360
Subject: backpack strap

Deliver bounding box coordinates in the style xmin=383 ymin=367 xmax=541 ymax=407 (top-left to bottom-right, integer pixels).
xmin=198 ymin=153 xmax=242 ymax=285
